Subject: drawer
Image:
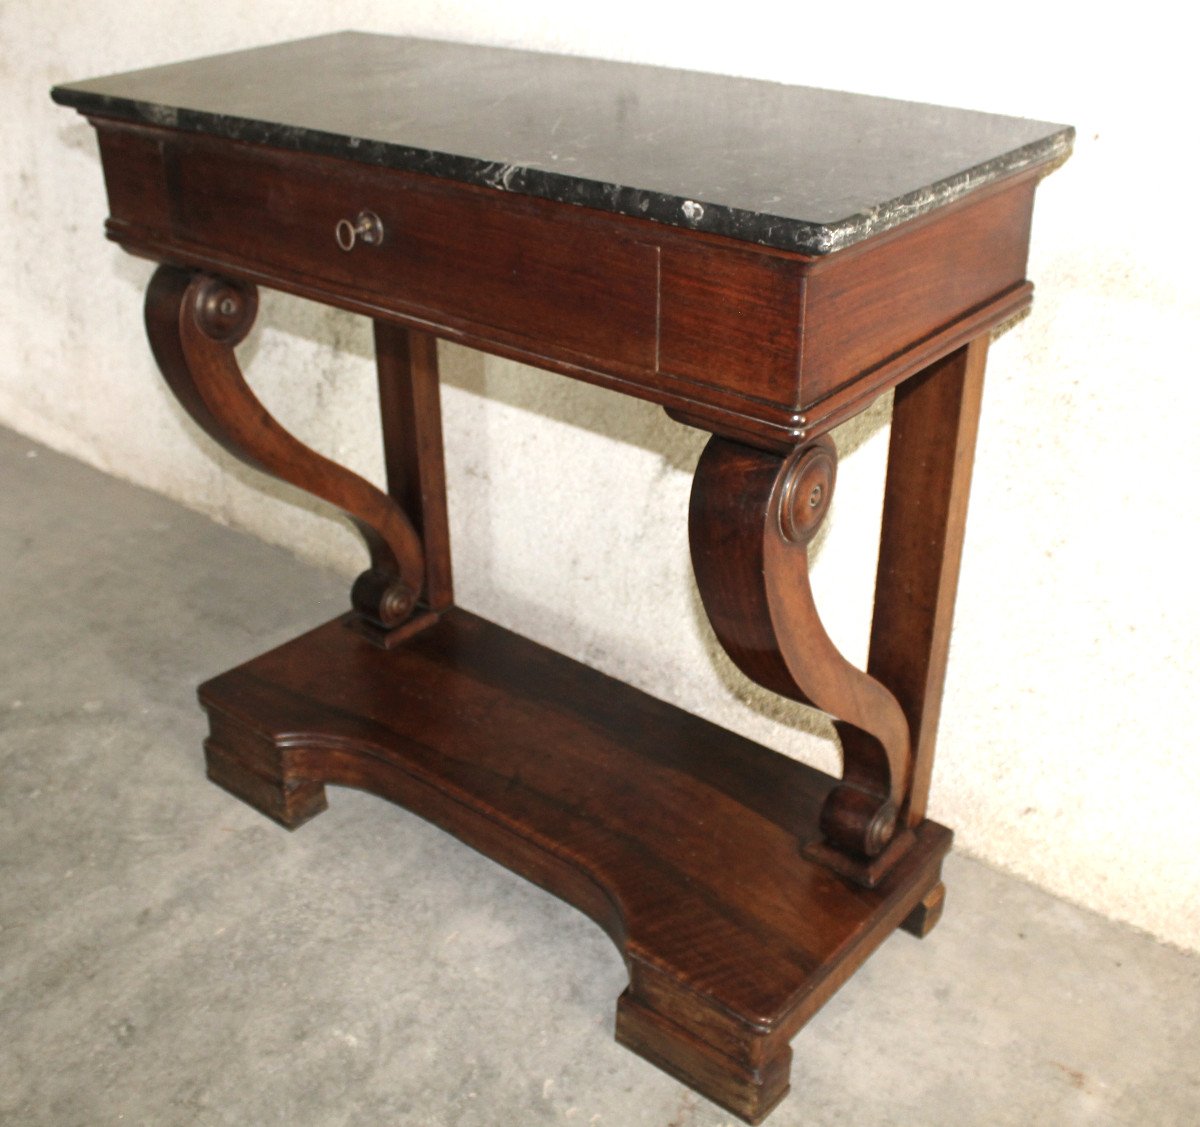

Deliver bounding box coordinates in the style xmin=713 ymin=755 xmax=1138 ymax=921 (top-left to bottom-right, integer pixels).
xmin=95 ymin=122 xmax=810 ymax=445
xmin=94 ymin=122 xmax=1037 ymax=449
xmin=160 ymin=134 xmax=661 ymax=371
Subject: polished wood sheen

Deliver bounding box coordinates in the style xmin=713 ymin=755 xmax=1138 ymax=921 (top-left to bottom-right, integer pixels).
xmin=92 ymin=121 xmax=1042 ymax=451
xmin=54 ymin=35 xmax=1069 ymax=1124
xmin=690 ymin=436 xmax=912 ymax=875
xmin=200 ymin=610 xmax=952 ymax=1123
xmin=373 ymin=321 xmax=454 ymax=614
xmin=144 ymin=265 xmax=429 ymax=640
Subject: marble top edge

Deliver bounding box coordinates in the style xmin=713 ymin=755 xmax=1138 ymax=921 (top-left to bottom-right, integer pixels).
xmin=51 ymin=33 xmax=1075 ymax=256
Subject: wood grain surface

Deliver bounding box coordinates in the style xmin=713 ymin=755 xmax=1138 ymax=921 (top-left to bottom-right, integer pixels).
xmin=200 ymin=610 xmax=952 ymax=1122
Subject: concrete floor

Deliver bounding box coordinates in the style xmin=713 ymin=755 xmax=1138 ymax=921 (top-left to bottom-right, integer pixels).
xmin=2 ymin=423 xmax=1197 ymax=1127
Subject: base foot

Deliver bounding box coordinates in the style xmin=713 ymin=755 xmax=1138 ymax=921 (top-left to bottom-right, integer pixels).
xmin=616 ymin=991 xmax=790 ymax=1125
xmin=204 ymin=711 xmax=327 ymax=830
xmin=900 ymin=881 xmax=947 ymax=938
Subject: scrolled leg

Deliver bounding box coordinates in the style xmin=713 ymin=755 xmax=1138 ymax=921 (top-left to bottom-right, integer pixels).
xmin=144 ymin=265 xmax=430 ymax=639
xmin=689 ymin=436 xmax=912 ymax=880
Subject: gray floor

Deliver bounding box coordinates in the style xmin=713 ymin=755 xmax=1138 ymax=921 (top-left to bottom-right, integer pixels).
xmin=2 ymin=424 xmax=1197 ymax=1127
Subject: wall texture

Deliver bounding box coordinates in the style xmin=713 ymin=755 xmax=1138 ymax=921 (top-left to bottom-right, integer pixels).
xmin=4 ymin=2 xmax=1197 ymax=951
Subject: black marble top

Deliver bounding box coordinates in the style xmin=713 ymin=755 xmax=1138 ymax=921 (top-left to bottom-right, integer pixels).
xmin=52 ymin=32 xmax=1072 ymax=255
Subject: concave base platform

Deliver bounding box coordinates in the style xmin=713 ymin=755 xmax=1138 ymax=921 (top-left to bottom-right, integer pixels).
xmin=198 ymin=610 xmax=951 ymax=1124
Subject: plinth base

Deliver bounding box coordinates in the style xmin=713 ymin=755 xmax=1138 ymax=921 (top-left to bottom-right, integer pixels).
xmin=198 ymin=610 xmax=951 ymax=1124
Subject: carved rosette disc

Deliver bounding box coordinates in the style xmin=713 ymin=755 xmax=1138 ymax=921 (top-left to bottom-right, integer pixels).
xmin=190 ymin=276 xmax=259 ymax=345
xmin=776 ymin=441 xmax=836 ymax=545
xmin=351 ymin=568 xmax=419 ymax=628
xmin=820 ymin=786 xmax=898 ymax=858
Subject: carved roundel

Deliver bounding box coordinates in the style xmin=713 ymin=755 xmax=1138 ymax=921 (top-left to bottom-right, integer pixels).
xmin=378 ymin=577 xmax=418 ymax=626
xmin=351 ymin=567 xmax=418 ymax=628
xmin=776 ymin=441 xmax=837 ymax=545
xmin=190 ymin=274 xmax=259 ymax=345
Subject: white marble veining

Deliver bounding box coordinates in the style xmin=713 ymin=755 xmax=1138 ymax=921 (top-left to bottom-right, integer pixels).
xmin=52 ymin=32 xmax=1073 ymax=254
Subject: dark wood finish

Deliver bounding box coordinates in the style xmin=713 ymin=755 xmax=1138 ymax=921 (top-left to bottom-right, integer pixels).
xmin=373 ymin=323 xmax=453 ymax=613
xmin=57 ymin=44 xmax=1068 ymax=1121
xmin=658 ymin=240 xmax=802 ymax=406
xmin=199 ymin=610 xmax=952 ymax=1124
xmin=799 ymin=178 xmax=1034 ymax=406
xmin=690 ymin=436 xmax=912 ymax=878
xmin=866 ymin=337 xmax=990 ymax=828
xmin=144 ymin=264 xmax=431 ymax=639
xmin=779 ymin=279 xmax=1028 ymax=441
xmin=900 ymin=881 xmax=947 ymax=939
xmin=163 ymin=132 xmax=660 ymax=370
xmin=94 ymin=120 xmax=1041 ymax=450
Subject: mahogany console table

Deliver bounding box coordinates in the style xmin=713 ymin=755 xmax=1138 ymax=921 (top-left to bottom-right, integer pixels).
xmin=53 ymin=35 xmax=1071 ymax=1123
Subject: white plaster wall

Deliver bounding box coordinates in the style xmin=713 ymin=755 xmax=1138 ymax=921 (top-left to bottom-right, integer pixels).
xmin=4 ymin=2 xmax=1198 ymax=951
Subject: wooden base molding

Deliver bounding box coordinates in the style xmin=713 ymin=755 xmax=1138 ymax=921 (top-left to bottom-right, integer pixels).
xmin=199 ymin=610 xmax=951 ymax=1123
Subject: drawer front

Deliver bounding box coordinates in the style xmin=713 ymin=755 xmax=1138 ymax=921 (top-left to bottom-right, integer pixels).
xmin=95 ymin=123 xmax=814 ymax=445
xmin=93 ymin=122 xmax=1037 ymax=448
xmin=163 ymin=136 xmax=660 ymax=371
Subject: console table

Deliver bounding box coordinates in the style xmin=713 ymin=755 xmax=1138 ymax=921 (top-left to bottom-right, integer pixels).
xmin=53 ymin=35 xmax=1071 ymax=1123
